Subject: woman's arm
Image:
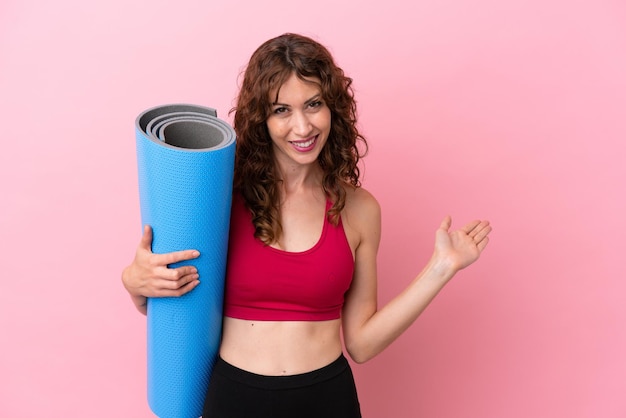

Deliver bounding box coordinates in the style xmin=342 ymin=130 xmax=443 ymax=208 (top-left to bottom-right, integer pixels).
xmin=121 ymin=225 xmax=202 ymax=315
xmin=341 ymin=190 xmax=491 ymax=363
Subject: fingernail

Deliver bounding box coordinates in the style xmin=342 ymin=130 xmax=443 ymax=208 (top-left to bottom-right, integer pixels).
xmin=192 ymin=251 xmax=200 ymax=257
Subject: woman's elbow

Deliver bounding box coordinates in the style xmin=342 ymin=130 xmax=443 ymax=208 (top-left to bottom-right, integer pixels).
xmin=345 ymin=342 xmax=376 ymax=364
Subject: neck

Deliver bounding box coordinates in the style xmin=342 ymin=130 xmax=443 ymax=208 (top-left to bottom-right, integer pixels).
xmin=275 ymin=161 xmax=324 ymax=196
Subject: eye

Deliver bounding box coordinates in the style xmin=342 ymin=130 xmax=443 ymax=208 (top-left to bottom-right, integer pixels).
xmin=308 ymin=100 xmax=323 ymax=109
xmin=272 ymin=106 xmax=288 ymax=115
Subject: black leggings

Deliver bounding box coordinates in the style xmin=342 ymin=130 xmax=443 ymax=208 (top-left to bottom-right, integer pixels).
xmin=203 ymin=354 xmax=362 ymax=418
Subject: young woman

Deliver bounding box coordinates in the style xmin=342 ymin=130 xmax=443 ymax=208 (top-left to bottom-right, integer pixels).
xmin=122 ymin=33 xmax=492 ymax=418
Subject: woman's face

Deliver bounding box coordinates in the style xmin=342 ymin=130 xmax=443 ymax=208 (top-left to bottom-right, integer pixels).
xmin=266 ymin=72 xmax=331 ymax=171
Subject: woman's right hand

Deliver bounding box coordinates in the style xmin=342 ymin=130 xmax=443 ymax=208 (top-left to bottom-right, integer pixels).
xmin=121 ymin=225 xmax=201 ymax=314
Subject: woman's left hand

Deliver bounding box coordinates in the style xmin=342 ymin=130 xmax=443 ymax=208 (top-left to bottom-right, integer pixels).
xmin=433 ymin=216 xmax=492 ymax=273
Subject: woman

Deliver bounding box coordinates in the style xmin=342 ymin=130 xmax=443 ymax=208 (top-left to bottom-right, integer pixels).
xmin=122 ymin=33 xmax=491 ymax=418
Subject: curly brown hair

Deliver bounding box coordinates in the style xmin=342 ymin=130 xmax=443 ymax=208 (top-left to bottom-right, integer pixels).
xmin=231 ymin=33 xmax=367 ymax=244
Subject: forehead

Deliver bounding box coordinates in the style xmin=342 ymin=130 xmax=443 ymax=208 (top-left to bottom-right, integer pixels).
xmin=271 ymin=73 xmax=321 ymax=103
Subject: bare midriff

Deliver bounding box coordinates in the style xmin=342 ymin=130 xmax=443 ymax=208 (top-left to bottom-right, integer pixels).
xmin=219 ymin=316 xmax=343 ymax=376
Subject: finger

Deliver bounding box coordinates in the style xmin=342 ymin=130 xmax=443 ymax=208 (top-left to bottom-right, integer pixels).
xmin=157 ymin=264 xmax=198 ymax=281
xmin=166 ymin=279 xmax=200 ymax=297
xmin=147 ymin=280 xmax=200 ymax=298
xmin=439 ymin=215 xmax=452 ymax=231
xmin=147 ymin=250 xmax=200 ymax=268
xmin=462 ymin=220 xmax=482 ymax=236
xmin=163 ymin=273 xmax=200 ymax=290
xmin=158 ymin=275 xmax=200 ymax=294
xmin=476 ymin=236 xmax=490 ymax=252
xmin=139 ymin=225 xmax=153 ymax=251
xmin=473 ymin=224 xmax=492 ymax=242
xmin=157 ymin=249 xmax=201 ymax=266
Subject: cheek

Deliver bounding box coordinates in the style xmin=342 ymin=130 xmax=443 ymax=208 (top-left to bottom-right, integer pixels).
xmin=266 ymin=119 xmax=281 ymax=140
xmin=312 ymin=108 xmax=331 ymax=130
xmin=321 ymin=110 xmax=332 ymax=133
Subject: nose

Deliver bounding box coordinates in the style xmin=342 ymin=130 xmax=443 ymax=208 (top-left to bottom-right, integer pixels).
xmin=291 ymin=110 xmax=313 ymax=137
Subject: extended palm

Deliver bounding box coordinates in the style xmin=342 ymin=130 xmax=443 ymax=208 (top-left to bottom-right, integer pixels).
xmin=434 ymin=216 xmax=491 ymax=272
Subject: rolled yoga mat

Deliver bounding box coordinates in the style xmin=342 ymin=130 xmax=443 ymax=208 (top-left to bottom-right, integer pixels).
xmin=135 ymin=104 xmax=236 ymax=418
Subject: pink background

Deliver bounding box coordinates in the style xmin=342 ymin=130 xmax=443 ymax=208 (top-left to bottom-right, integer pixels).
xmin=1 ymin=0 xmax=625 ymax=417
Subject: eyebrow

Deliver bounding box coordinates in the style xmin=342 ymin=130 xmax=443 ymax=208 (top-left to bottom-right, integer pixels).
xmin=272 ymin=94 xmax=322 ymax=107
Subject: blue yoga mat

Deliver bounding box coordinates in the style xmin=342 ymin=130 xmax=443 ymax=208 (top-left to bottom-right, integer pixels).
xmin=135 ymin=104 xmax=236 ymax=418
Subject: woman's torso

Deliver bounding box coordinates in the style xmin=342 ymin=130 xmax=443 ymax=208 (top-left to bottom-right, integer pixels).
xmin=219 ymin=188 xmax=361 ymax=375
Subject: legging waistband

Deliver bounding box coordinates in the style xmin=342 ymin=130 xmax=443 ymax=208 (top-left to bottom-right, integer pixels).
xmin=212 ymin=354 xmax=350 ymax=391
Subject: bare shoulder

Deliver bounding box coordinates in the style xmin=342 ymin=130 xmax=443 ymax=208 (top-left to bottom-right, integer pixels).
xmin=341 ymin=185 xmax=381 ymax=251
xmin=343 ymin=186 xmax=380 ymax=219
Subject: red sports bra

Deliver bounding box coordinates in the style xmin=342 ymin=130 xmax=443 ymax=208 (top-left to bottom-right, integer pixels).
xmin=223 ymin=194 xmax=355 ymax=321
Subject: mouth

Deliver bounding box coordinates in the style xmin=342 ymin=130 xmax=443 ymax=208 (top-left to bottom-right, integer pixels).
xmin=289 ymin=135 xmax=318 ymax=151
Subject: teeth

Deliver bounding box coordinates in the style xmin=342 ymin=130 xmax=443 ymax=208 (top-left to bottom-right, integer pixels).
xmin=292 ymin=138 xmax=315 ymax=148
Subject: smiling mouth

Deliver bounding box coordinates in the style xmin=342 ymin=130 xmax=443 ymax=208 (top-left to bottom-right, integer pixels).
xmin=289 ymin=136 xmax=317 ymax=149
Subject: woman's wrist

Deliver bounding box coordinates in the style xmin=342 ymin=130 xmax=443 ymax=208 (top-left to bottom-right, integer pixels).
xmin=424 ymin=254 xmax=458 ymax=284
xmin=130 ymin=294 xmax=148 ymax=315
